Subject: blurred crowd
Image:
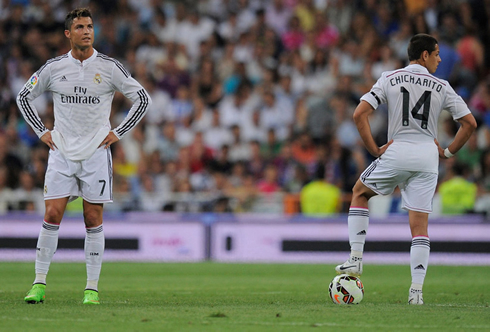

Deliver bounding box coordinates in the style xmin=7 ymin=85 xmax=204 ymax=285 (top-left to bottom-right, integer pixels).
xmin=1 ymin=0 xmax=490 ymax=216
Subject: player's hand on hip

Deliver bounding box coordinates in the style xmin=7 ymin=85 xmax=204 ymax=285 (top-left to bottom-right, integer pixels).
xmin=40 ymin=131 xmax=57 ymax=151
xmin=434 ymin=138 xmax=447 ymax=159
xmin=99 ymin=131 xmax=119 ymax=149
xmin=377 ymin=139 xmax=393 ymax=157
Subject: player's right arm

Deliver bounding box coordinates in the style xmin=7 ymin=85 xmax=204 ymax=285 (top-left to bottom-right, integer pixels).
xmin=16 ymin=66 xmax=51 ymax=147
xmin=356 ymin=74 xmax=393 ymax=157
xmin=39 ymin=131 xmax=57 ymax=151
xmin=353 ymin=100 xmax=393 ymax=158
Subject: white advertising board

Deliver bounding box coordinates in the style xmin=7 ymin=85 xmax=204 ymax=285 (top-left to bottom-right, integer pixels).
xmin=0 ymin=219 xmax=206 ymax=262
xmin=211 ymin=222 xmax=490 ymax=265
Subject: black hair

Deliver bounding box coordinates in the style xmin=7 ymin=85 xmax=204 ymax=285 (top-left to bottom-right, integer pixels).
xmin=65 ymin=8 xmax=92 ymax=31
xmin=313 ymin=164 xmax=326 ymax=180
xmin=407 ymin=33 xmax=438 ymax=61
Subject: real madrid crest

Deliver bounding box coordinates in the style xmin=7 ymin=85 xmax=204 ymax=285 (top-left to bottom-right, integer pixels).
xmin=93 ymin=73 xmax=102 ymax=84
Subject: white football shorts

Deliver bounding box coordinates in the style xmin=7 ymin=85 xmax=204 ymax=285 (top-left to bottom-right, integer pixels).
xmin=360 ymin=158 xmax=438 ymax=213
xmin=44 ymin=147 xmax=113 ymax=203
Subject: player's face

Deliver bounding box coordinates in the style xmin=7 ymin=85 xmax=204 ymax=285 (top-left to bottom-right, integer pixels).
xmin=425 ymin=44 xmax=441 ymax=74
xmin=65 ymin=16 xmax=94 ymax=50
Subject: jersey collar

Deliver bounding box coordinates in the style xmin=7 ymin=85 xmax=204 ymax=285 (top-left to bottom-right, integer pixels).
xmin=405 ymin=63 xmax=430 ymax=74
xmin=68 ymin=49 xmax=98 ymax=65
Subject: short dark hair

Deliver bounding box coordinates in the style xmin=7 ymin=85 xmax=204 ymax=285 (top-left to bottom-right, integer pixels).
xmin=407 ymin=34 xmax=438 ymax=61
xmin=65 ymin=8 xmax=92 ymax=31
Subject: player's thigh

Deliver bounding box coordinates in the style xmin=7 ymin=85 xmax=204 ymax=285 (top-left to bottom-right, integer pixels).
xmin=399 ymin=171 xmax=438 ymax=213
xmin=360 ymin=159 xmax=411 ymax=196
xmin=79 ymin=147 xmax=113 ymax=203
xmin=44 ymin=149 xmax=79 ymax=200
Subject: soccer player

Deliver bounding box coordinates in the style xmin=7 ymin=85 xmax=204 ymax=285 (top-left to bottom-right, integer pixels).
xmin=16 ymin=8 xmax=151 ymax=304
xmin=335 ymin=34 xmax=477 ymax=304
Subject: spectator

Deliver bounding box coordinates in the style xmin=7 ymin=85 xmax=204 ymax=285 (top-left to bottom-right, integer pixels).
xmin=291 ymin=131 xmax=316 ymax=166
xmin=209 ymin=145 xmax=234 ymax=175
xmin=0 ymin=132 xmax=23 ymax=188
xmin=218 ymin=11 xmax=241 ymax=43
xmin=260 ymin=128 xmax=283 ymax=161
xmin=203 ymin=110 xmax=233 ymax=151
xmin=0 ymin=166 xmax=12 ymax=213
xmin=157 ymin=57 xmax=191 ymax=98
xmin=157 ymin=122 xmax=180 ymax=162
xmin=259 ymin=89 xmax=294 ymax=141
xmin=294 ymin=0 xmax=317 ymax=32
xmin=312 ymin=11 xmax=339 ymax=50
xmin=281 ymin=16 xmax=304 ymax=51
xmin=175 ymin=9 xmax=215 ymax=62
xmin=438 ymin=161 xmax=477 ymax=215
xmin=151 ymin=7 xmax=178 ymax=44
xmin=191 ymin=97 xmax=213 ymax=133
xmin=265 ymin=0 xmax=293 ymax=36
xmin=135 ymin=32 xmax=166 ymax=74
xmin=229 ymin=124 xmax=253 ymax=162
xmin=246 ymin=140 xmax=266 ymax=179
xmin=300 ymin=164 xmax=341 ymax=216
xmin=455 ymin=26 xmax=485 ymax=91
xmin=257 ymin=163 xmax=282 ymax=193
xmin=168 ymin=84 xmax=193 ymax=126
xmin=218 ymin=83 xmax=254 ymax=128
xmin=456 ymin=132 xmax=482 ymax=175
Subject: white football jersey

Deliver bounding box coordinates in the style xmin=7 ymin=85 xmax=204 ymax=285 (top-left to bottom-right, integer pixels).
xmin=361 ymin=64 xmax=471 ymax=173
xmin=17 ymin=50 xmax=151 ymax=161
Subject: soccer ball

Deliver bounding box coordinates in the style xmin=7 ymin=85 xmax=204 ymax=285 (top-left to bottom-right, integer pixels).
xmin=329 ymin=274 xmax=364 ymax=304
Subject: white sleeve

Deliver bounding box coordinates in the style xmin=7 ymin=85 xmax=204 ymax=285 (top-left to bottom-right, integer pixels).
xmin=110 ymin=61 xmax=152 ymax=139
xmin=443 ymin=84 xmax=471 ymax=120
xmin=360 ymin=75 xmax=387 ymax=109
xmin=16 ymin=66 xmax=50 ymax=138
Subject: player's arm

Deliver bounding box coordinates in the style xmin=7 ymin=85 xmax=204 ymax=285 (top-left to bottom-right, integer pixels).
xmin=103 ymin=61 xmax=152 ymax=148
xmin=98 ymin=131 xmax=119 ymax=149
xmin=435 ymin=113 xmax=477 ymax=159
xmin=112 ymin=84 xmax=151 ymax=140
xmin=16 ymin=68 xmax=55 ymax=150
xmin=436 ymin=85 xmax=478 ymax=159
xmin=353 ymin=100 xmax=393 ymax=158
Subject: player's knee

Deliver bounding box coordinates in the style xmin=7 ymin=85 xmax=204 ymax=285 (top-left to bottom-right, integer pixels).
xmin=44 ymin=206 xmax=64 ymax=224
xmin=83 ymin=209 xmax=103 ymax=228
xmin=352 ymin=181 xmax=376 ymax=201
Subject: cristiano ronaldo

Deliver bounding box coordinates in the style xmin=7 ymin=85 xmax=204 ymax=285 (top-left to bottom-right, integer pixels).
xmin=17 ymin=8 xmax=151 ymax=304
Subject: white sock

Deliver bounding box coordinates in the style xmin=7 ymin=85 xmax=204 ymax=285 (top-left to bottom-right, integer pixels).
xmin=34 ymin=221 xmax=60 ymax=284
xmin=348 ymin=207 xmax=369 ymax=259
xmin=410 ymin=236 xmax=430 ymax=288
xmin=85 ymin=225 xmax=104 ymax=291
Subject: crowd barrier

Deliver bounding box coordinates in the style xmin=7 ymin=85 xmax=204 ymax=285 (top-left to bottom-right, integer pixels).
xmin=0 ymin=212 xmax=488 ymax=265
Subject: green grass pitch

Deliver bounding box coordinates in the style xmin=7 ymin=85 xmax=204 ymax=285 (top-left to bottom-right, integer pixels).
xmin=1 ymin=262 xmax=489 ymax=331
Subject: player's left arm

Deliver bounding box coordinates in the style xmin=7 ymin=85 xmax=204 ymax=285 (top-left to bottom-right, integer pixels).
xmin=98 ymin=131 xmax=120 ymax=149
xmin=435 ymin=113 xmax=477 ymax=159
xmin=435 ymin=85 xmax=478 ymax=158
xmin=103 ymin=61 xmax=152 ymax=148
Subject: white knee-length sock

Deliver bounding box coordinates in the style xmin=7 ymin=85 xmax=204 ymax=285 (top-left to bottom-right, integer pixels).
xmin=348 ymin=207 xmax=369 ymax=260
xmin=34 ymin=220 xmax=60 ymax=285
xmin=85 ymin=225 xmax=105 ymax=291
xmin=410 ymin=236 xmax=430 ymax=290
